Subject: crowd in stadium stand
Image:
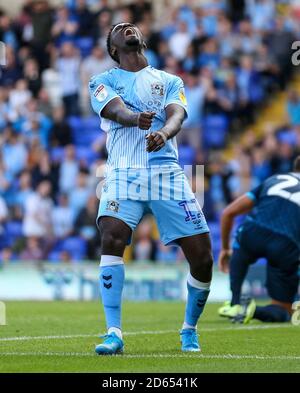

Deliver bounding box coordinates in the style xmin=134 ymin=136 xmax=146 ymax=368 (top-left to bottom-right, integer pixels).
xmin=0 ymin=0 xmax=300 ymax=263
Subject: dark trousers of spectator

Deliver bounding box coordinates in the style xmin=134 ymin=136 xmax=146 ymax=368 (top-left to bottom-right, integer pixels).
xmin=31 ymin=42 xmax=50 ymax=71
xmin=63 ymin=93 xmax=80 ymax=116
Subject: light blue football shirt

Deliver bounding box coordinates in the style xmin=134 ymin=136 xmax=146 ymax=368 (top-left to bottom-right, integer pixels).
xmin=89 ymin=65 xmax=188 ymax=169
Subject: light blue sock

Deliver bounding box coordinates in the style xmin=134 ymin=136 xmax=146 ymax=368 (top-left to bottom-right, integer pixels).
xmin=100 ymin=256 xmax=125 ymax=330
xmin=183 ymin=272 xmax=210 ymax=328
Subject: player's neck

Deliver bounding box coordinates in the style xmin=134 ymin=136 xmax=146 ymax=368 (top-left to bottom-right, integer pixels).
xmin=119 ymin=52 xmax=148 ymax=72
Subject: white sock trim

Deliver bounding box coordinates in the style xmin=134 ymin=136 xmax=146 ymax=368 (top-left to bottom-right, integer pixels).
xmin=187 ymin=272 xmax=210 ymax=290
xmin=182 ymin=322 xmax=197 ymax=330
xmin=100 ymin=255 xmax=124 ymax=267
xmin=108 ymin=327 xmax=122 ymax=339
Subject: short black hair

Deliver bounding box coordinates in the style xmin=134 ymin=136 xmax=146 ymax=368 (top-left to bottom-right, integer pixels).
xmin=106 ymin=25 xmax=120 ymax=63
xmin=293 ymin=155 xmax=300 ymax=172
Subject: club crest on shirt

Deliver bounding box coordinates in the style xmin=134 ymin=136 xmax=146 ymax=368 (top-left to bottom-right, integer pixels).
xmin=94 ymin=84 xmax=108 ymax=102
xmin=106 ymin=200 xmax=119 ymax=213
xmin=151 ymin=82 xmax=164 ymax=97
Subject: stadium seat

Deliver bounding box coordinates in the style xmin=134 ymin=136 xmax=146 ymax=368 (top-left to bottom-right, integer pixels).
xmin=60 ymin=236 xmax=87 ymax=261
xmin=50 ymin=147 xmax=65 ymax=162
xmin=75 ymin=146 xmax=97 ymax=164
xmin=47 ymin=250 xmax=62 ymax=262
xmin=5 ymin=221 xmax=23 ymax=239
xmin=202 ymin=114 xmax=229 ymax=148
xmin=68 ymin=116 xmax=103 ymax=147
xmin=75 ymin=37 xmax=94 ymax=58
xmin=81 ymin=116 xmax=100 ymax=130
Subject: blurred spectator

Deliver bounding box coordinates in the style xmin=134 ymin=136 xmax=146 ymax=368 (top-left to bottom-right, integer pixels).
xmin=23 ymin=58 xmax=42 ymax=97
xmin=155 ymin=243 xmax=178 ymax=263
xmin=267 ymin=16 xmax=295 ymax=89
xmin=19 ymin=98 xmax=52 ymax=149
xmin=286 ymin=90 xmax=300 ymax=127
xmin=128 ymin=0 xmax=152 ymax=24
xmin=80 ymin=45 xmax=114 ymax=112
xmin=55 ymin=42 xmax=81 ymax=116
xmin=31 ymin=151 xmax=58 ymax=196
xmin=75 ymin=0 xmax=94 ymax=37
xmin=0 ymin=46 xmax=22 ymax=86
xmin=20 ymin=237 xmax=44 ymax=261
xmin=0 ymin=195 xmax=8 ymax=237
xmin=14 ymin=170 xmax=34 ymax=211
xmin=59 ymin=145 xmax=79 ymax=193
xmin=23 ymin=180 xmax=53 ymax=238
xmin=51 ymin=5 xmax=78 ymax=46
xmin=0 ymin=157 xmax=12 ymax=197
xmin=0 ymin=247 xmax=13 ymax=264
xmin=68 ymin=169 xmax=92 ymax=217
xmin=50 ymin=106 xmax=73 ymax=147
xmin=1 ymin=127 xmax=27 ymax=177
xmin=169 ymin=21 xmax=191 ymax=61
xmin=247 ymin=0 xmax=275 ymax=31
xmin=30 ymin=0 xmax=53 ymax=70
xmin=93 ymin=9 xmax=113 ymax=45
xmin=133 ymin=219 xmax=157 ymax=262
xmin=52 ymin=193 xmax=74 ymax=239
xmin=180 ymin=72 xmax=209 ymax=149
xmin=251 ymin=146 xmax=272 ymax=184
xmin=75 ymin=195 xmax=99 ymax=259
xmin=0 ymin=14 xmax=18 ymax=51
xmin=270 ymin=141 xmax=295 ymax=173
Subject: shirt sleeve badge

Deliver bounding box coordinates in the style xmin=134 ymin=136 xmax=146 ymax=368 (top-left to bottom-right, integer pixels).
xmin=94 ymin=84 xmax=108 ymax=102
xmin=179 ymin=88 xmax=187 ymax=105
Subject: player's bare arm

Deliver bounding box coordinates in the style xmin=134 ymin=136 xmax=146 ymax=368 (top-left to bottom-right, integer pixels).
xmin=146 ymin=104 xmax=185 ymax=152
xmin=101 ymin=97 xmax=155 ymax=130
xmin=218 ymin=194 xmax=254 ymax=273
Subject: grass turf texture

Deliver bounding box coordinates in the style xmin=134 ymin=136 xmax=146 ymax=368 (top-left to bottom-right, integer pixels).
xmin=0 ymin=301 xmax=299 ymax=373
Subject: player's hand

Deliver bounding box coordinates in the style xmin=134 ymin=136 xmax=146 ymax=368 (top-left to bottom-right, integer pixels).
xmin=137 ymin=112 xmax=155 ymax=130
xmin=218 ymin=249 xmax=232 ymax=273
xmin=146 ymin=131 xmax=168 ymax=152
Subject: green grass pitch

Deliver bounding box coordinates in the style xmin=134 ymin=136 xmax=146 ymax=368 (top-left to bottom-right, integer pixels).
xmin=0 ymin=301 xmax=299 ymax=373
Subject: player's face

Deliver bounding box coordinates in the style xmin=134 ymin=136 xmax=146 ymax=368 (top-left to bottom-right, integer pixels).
xmin=111 ymin=23 xmax=143 ymax=54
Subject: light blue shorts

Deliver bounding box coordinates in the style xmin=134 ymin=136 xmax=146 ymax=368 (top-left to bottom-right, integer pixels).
xmin=97 ymin=167 xmax=209 ymax=245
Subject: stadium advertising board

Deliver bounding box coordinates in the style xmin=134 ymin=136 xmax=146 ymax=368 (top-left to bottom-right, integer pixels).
xmin=0 ymin=262 xmax=278 ymax=301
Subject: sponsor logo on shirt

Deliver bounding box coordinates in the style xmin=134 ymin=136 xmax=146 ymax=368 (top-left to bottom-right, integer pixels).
xmin=94 ymin=84 xmax=108 ymax=102
xmin=179 ymin=88 xmax=187 ymax=105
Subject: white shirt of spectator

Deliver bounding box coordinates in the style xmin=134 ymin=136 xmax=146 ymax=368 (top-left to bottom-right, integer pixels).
xmin=168 ymin=31 xmax=191 ymax=61
xmin=23 ymin=193 xmax=53 ymax=237
xmin=56 ymin=56 xmax=81 ymax=97
xmin=42 ymin=68 xmax=63 ymax=107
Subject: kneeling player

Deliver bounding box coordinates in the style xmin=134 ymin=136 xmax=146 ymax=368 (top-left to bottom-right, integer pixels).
xmin=218 ymin=156 xmax=300 ymax=323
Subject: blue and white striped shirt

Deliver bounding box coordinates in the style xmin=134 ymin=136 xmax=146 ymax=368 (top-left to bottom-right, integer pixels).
xmin=89 ymin=65 xmax=187 ymax=169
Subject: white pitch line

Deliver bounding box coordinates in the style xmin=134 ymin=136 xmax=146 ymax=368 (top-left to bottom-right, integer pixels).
xmin=0 ymin=352 xmax=299 ymax=361
xmin=0 ymin=324 xmax=296 ymax=343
